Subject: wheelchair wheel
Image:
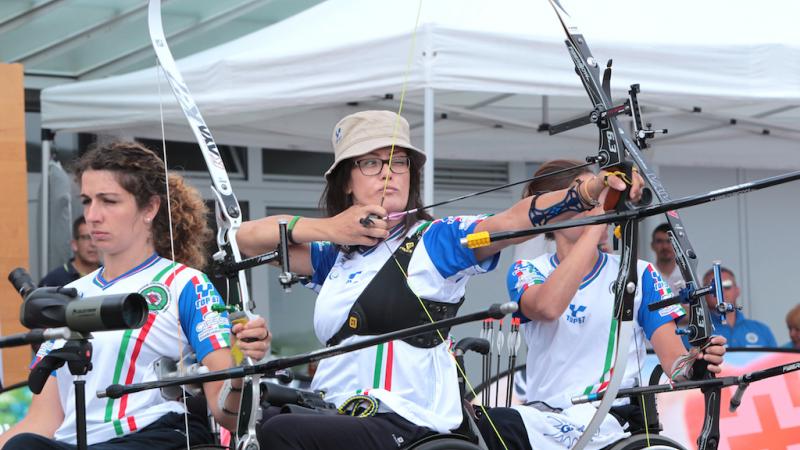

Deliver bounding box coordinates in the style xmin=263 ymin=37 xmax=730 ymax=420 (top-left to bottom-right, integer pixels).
xmin=605 ymin=433 xmax=687 ymax=450
xmin=408 ymin=433 xmax=484 ymax=450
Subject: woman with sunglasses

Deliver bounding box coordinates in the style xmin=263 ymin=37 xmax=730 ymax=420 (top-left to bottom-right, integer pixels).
xmin=238 ymin=110 xmax=647 ymax=450
xmin=475 ymin=159 xmax=727 ymax=450
xmin=0 ymin=142 xmax=270 ymax=450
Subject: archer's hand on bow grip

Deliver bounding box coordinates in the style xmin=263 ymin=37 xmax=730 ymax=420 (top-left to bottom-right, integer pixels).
xmin=229 ymin=312 xmax=271 ymax=364
xmin=594 ymin=164 xmax=644 ymax=211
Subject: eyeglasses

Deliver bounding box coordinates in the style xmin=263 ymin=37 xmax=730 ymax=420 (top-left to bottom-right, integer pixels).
xmin=353 ymin=156 xmax=411 ymax=176
xmin=652 ymin=238 xmax=671 ymax=245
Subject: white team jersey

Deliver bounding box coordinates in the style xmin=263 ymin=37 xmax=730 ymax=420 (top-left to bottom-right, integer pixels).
xmin=307 ymin=218 xmax=498 ymax=433
xmin=33 ymin=254 xmax=231 ymax=445
xmin=506 ymin=252 xmax=683 ymax=449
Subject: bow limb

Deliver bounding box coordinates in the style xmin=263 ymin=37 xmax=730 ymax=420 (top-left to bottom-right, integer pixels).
xmin=147 ymin=1 xmax=261 ymax=449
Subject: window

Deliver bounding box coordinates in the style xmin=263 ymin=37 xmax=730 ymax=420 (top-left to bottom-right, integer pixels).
xmin=138 ymin=138 xmax=247 ymax=180
xmin=262 ymin=148 xmax=331 ymax=178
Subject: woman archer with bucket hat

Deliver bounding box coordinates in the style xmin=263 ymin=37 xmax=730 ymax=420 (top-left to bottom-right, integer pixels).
xmin=238 ymin=110 xmax=645 ymax=449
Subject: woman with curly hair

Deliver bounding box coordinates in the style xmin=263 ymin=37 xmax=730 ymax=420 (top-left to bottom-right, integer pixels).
xmin=0 ymin=142 xmax=270 ymax=450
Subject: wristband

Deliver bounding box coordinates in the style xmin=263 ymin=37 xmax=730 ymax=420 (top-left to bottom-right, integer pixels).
xmin=576 ymin=179 xmax=600 ymax=208
xmin=287 ymin=215 xmax=301 ymax=245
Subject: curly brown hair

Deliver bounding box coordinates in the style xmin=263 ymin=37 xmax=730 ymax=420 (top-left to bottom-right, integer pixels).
xmin=74 ymin=141 xmax=212 ymax=269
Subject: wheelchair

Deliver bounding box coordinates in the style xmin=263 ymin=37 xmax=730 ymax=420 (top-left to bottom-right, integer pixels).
xmin=183 ymin=342 xmax=687 ymax=450
xmin=418 ymin=338 xmax=686 ymax=450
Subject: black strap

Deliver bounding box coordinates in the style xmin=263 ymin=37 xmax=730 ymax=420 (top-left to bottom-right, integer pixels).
xmin=327 ymin=223 xmax=463 ymax=348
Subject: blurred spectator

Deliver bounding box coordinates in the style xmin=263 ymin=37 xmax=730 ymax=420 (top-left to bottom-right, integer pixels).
xmin=700 ymin=267 xmax=777 ymax=348
xmin=783 ymin=304 xmax=800 ymax=349
xmin=651 ymin=223 xmax=684 ymax=294
xmin=39 ymin=216 xmax=100 ymax=287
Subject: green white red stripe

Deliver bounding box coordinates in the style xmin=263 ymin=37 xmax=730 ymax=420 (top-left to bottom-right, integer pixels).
xmin=103 ymin=261 xmax=186 ymax=435
xmin=583 ymin=318 xmax=619 ymax=395
xmin=370 ymin=341 xmax=395 ymax=391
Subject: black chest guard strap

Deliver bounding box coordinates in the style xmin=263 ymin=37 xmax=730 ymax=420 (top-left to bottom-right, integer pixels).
xmin=327 ymin=223 xmax=464 ymax=348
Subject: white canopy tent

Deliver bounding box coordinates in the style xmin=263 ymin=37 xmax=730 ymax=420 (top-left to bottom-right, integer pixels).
xmin=41 ymin=0 xmax=800 ymax=178
xmin=35 ymin=0 xmax=800 ymax=348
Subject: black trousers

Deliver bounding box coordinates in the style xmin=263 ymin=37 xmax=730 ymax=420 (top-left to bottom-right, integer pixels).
xmin=257 ymin=406 xmax=434 ymax=450
xmin=2 ymin=412 xmax=213 ymax=450
xmin=476 ymin=407 xmax=533 ymax=450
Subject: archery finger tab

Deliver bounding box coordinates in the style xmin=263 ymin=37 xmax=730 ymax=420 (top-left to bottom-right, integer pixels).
xmin=462 ymin=231 xmax=491 ymax=249
xmin=359 ymin=214 xmax=377 ymax=227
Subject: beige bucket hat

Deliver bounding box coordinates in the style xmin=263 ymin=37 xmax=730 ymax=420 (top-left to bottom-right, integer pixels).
xmin=325 ymin=110 xmax=426 ymax=179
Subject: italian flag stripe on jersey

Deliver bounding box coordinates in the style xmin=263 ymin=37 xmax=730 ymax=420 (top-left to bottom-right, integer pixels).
xmin=583 ymin=318 xmax=619 ymax=395
xmin=103 ymin=261 xmax=186 ymax=436
xmin=371 ymin=341 xmax=394 ymax=390
xmin=192 ymin=273 xmax=230 ymax=349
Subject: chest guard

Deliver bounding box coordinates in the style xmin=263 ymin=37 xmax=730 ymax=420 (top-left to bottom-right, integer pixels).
xmin=327 ymin=224 xmax=464 ymax=348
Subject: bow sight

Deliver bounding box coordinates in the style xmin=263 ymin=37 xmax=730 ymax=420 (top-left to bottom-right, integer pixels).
xmin=211 ymin=220 xmax=309 ymax=293
xmin=548 ymin=68 xmax=668 ymax=151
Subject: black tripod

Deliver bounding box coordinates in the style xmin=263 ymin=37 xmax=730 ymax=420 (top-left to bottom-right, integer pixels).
xmin=29 ymin=336 xmax=93 ymax=450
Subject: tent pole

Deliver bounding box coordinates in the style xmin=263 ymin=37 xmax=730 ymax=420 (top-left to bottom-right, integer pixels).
xmin=40 ymin=128 xmax=54 ymax=279
xmin=424 ymin=87 xmax=434 ymax=214
xmin=542 ymin=95 xmax=549 ymax=125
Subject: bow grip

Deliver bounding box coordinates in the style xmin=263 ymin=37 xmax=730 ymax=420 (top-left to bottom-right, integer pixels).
xmin=602 ymin=161 xmax=634 ymax=212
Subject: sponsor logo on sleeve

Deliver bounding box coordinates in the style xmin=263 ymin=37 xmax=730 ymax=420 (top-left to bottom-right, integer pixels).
xmin=658 ymin=304 xmax=684 ymax=318
xmin=195 ymin=314 xmax=229 ymax=341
